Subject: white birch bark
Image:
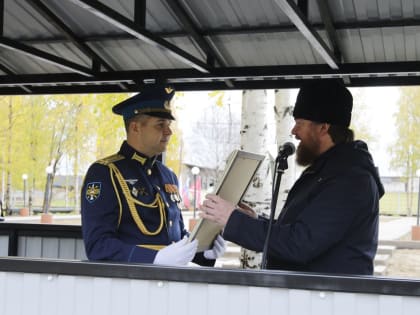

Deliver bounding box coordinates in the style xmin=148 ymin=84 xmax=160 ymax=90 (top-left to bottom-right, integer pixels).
xmin=239 ymin=89 xmax=276 ymax=269
xmin=274 ymin=89 xmax=296 ymax=215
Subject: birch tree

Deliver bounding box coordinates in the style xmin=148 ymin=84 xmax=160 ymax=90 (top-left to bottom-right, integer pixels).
xmin=239 ymin=89 xmax=276 ymax=268
xmin=274 ymin=89 xmax=296 ymax=213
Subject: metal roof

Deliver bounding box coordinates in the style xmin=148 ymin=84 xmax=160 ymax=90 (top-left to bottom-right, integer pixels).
xmin=1 ymin=0 xmax=420 ymax=94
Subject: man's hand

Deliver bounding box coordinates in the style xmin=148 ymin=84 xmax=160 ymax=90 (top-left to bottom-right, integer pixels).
xmin=204 ymin=235 xmax=226 ymax=260
xmin=200 ymin=194 xmax=236 ymax=226
xmin=153 ymin=237 xmax=198 ymax=266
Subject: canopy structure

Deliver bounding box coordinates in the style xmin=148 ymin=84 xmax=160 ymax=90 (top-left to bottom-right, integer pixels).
xmin=1 ymin=0 xmax=420 ymax=94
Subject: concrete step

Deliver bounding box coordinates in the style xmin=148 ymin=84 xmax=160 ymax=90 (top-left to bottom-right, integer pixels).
xmin=215 ymin=259 xmax=241 ymax=269
xmin=223 ymin=243 xmax=241 ymax=258
xmin=374 ymin=254 xmax=390 ymax=266
xmin=377 ymin=245 xmax=396 ymax=256
xmin=220 ymin=243 xmax=394 ymax=273
xmin=374 ymin=264 xmax=387 ymax=276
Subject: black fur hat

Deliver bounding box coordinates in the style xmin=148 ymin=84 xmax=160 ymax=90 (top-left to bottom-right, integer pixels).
xmin=293 ymin=79 xmax=353 ymax=127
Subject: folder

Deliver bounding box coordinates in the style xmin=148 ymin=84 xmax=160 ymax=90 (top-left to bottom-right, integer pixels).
xmin=188 ymin=149 xmax=265 ymax=252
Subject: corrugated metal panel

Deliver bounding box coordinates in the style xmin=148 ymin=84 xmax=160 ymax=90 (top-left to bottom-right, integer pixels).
xmin=1 ymin=0 xmax=420 ymax=91
xmin=0 ymin=49 xmax=66 ymax=74
xmin=4 ymin=0 xmax=127 ymax=38
xmin=338 ymin=26 xmax=420 ymax=63
xmin=181 ymin=0 xmax=291 ymax=28
xmin=329 ymin=0 xmax=420 ymax=22
xmin=33 ymin=42 xmax=91 ymax=67
xmin=0 ymin=236 xmax=8 ymax=256
xmin=88 ymin=37 xmax=204 ymax=71
xmin=210 ymin=32 xmax=326 ymax=67
xmin=15 ymin=236 xmax=86 ymax=260
xmin=1 ymin=271 xmax=420 ymax=315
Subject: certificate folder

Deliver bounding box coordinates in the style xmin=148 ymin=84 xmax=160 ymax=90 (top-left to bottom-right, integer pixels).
xmin=188 ymin=149 xmax=265 ymax=252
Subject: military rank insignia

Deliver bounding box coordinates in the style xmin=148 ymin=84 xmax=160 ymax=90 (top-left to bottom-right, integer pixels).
xmin=85 ymin=182 xmax=101 ymax=203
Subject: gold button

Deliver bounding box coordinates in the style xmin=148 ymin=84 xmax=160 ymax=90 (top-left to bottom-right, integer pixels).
xmin=147 ymin=169 xmax=152 ymax=175
xmin=166 ymin=202 xmax=170 ymax=208
xmin=169 ymin=220 xmax=173 ymax=227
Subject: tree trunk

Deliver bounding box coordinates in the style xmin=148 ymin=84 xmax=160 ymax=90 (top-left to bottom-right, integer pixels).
xmin=274 ymin=89 xmax=296 ymax=214
xmin=239 ymin=90 xmax=275 ymax=269
xmin=5 ymin=97 xmax=13 ymax=214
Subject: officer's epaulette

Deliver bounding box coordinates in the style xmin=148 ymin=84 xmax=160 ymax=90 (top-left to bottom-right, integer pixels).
xmin=96 ymin=154 xmax=125 ymax=166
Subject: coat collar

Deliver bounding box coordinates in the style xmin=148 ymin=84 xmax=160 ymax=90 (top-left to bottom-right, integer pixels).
xmin=119 ymin=141 xmax=157 ymax=167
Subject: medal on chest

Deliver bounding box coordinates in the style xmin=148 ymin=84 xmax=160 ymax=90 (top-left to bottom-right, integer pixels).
xmin=165 ymin=184 xmax=181 ymax=203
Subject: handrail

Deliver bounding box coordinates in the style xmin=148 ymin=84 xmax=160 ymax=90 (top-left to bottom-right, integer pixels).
xmin=0 ymin=257 xmax=420 ymax=297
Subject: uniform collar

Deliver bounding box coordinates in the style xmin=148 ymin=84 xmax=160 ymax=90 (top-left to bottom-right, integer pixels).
xmin=119 ymin=141 xmax=157 ymax=167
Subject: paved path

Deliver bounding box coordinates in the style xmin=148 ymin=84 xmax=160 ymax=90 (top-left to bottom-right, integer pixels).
xmin=2 ymin=214 xmax=81 ymax=225
xmin=379 ymin=217 xmax=417 ymax=241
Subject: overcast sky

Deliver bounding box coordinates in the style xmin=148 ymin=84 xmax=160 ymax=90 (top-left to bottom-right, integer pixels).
xmin=177 ymin=86 xmax=400 ymax=177
xmin=352 ymin=86 xmax=400 ymax=177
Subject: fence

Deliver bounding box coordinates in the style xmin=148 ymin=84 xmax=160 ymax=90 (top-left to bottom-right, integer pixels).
xmin=380 ymin=192 xmax=419 ymax=216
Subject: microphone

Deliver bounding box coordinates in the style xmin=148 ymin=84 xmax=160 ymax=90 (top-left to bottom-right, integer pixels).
xmin=278 ymin=142 xmax=296 ymax=158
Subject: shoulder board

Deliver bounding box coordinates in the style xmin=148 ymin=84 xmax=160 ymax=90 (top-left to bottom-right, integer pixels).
xmin=96 ymin=154 xmax=125 ymax=166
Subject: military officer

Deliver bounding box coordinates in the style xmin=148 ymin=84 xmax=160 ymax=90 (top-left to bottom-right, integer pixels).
xmin=81 ymin=85 xmax=225 ymax=266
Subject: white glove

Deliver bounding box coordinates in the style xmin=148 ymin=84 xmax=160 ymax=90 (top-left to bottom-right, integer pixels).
xmin=153 ymin=237 xmax=198 ymax=266
xmin=204 ymin=235 xmax=226 ymax=260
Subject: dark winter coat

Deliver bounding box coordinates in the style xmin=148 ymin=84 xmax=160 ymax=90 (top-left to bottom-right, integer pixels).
xmin=224 ymin=141 xmax=384 ymax=275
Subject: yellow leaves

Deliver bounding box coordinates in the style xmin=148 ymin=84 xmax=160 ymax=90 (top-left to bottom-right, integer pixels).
xmin=0 ymin=93 xmax=132 ymax=191
xmin=165 ymin=122 xmax=182 ymax=176
xmin=208 ymin=91 xmax=225 ymax=107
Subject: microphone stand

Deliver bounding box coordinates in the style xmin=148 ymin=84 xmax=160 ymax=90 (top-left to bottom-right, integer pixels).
xmin=260 ymin=154 xmax=289 ymax=269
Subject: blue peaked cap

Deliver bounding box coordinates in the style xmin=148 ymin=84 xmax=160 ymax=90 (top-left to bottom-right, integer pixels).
xmin=112 ymin=85 xmax=176 ymax=120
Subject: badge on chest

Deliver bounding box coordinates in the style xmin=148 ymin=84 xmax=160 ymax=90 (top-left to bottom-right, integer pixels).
xmin=165 ymin=184 xmax=181 ymax=203
xmin=125 ymin=179 xmax=150 ymax=198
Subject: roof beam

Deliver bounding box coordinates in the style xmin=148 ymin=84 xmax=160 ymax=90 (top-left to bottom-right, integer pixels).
xmin=274 ymin=0 xmax=339 ymax=69
xmin=27 ymin=0 xmax=115 ymax=72
xmin=0 ymin=0 xmax=3 ymax=36
xmin=134 ymin=0 xmax=146 ymax=28
xmin=69 ymin=0 xmax=210 ymax=73
xmin=0 ymin=37 xmax=93 ymax=76
xmin=27 ymin=0 xmax=130 ymax=90
xmin=0 ymin=0 xmax=31 ymax=93
xmin=0 ymin=75 xmax=419 ymax=95
xmin=163 ymin=0 xmax=226 ymax=68
xmin=0 ymin=63 xmax=31 ymax=93
xmin=163 ymin=0 xmax=232 ymax=87
xmin=316 ymin=0 xmax=342 ymax=62
xmin=18 ymin=17 xmax=420 ymax=45
xmin=2 ymin=62 xmax=420 ymax=86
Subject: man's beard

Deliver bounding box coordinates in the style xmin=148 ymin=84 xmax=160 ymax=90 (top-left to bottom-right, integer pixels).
xmin=296 ymin=140 xmax=320 ymax=166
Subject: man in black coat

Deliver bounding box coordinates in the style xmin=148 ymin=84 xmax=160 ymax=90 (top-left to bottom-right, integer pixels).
xmin=201 ymin=79 xmax=384 ymax=275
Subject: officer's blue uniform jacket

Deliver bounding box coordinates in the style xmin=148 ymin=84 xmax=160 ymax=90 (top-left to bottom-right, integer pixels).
xmin=223 ymin=141 xmax=385 ymax=275
xmin=81 ymin=141 xmax=214 ymax=266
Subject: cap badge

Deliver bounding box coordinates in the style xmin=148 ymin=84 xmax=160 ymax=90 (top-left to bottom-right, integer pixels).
xmin=164 ymin=100 xmax=171 ymax=110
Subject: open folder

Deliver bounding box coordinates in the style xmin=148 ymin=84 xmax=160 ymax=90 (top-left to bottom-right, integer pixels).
xmin=188 ymin=149 xmax=265 ymax=252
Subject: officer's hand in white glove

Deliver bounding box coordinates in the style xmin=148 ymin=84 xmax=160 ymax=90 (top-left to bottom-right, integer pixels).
xmin=204 ymin=235 xmax=226 ymax=260
xmin=153 ymin=237 xmax=198 ymax=266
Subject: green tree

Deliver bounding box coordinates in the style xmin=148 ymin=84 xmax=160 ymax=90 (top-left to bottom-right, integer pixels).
xmin=0 ymin=93 xmax=136 ymax=212
xmin=389 ymin=87 xmax=420 ymax=215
